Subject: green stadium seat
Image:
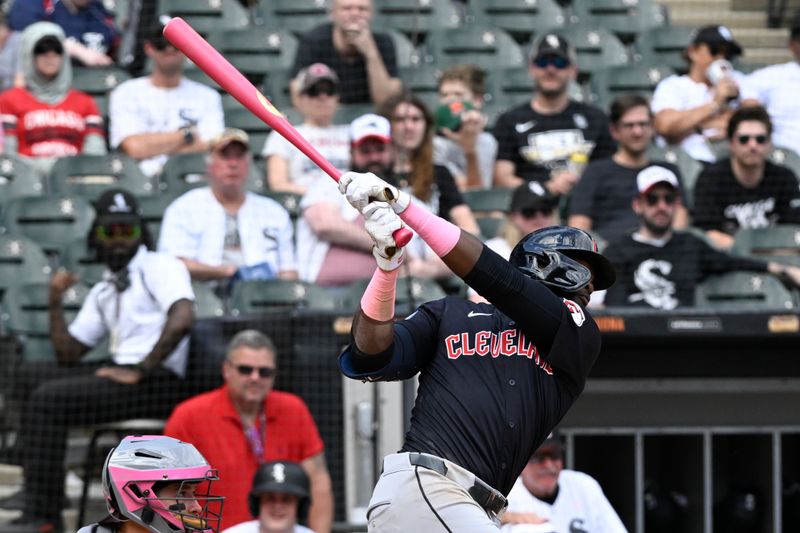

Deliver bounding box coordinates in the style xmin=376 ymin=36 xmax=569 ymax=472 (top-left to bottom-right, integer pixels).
xmin=731 ymin=225 xmax=800 ymax=267
xmin=547 ymin=25 xmax=630 ymax=75
xmin=462 ymin=188 xmax=514 ymax=213
xmin=646 ymin=145 xmax=704 ymax=208
xmin=0 ymin=155 xmax=44 ymax=209
xmin=136 ymin=193 xmax=179 ymax=244
xmin=230 ymin=279 xmax=338 ymax=315
xmin=768 ymin=146 xmax=800 ymax=179
xmin=572 ymin=0 xmax=668 ymax=42
xmin=334 ymin=104 xmax=377 ymax=125
xmin=476 ymin=215 xmax=505 ymax=240
xmin=386 ymin=27 xmax=420 ymax=68
xmin=206 ymin=28 xmax=298 ymax=83
xmin=342 ymin=276 xmax=447 ymax=314
xmin=261 ymin=68 xmax=293 ymax=110
xmin=2 ymin=282 xmax=91 ymax=361
xmin=48 ymin=154 xmax=156 ymax=198
xmin=373 ymin=0 xmax=461 ymax=43
xmin=182 ymin=67 xmax=223 ymax=93
xmin=695 ymin=272 xmax=797 ymax=311
xmin=72 ymin=66 xmax=131 ymax=117
xmin=634 ymin=25 xmax=697 ymax=73
xmin=191 ymin=282 xmax=225 ymax=318
xmin=1 ymin=195 xmax=95 ymax=255
xmin=399 ymin=64 xmax=442 ymax=109
xmin=59 ymin=238 xmax=105 ymax=286
xmin=254 ymin=0 xmax=330 ymax=36
xmin=468 ymin=0 xmax=568 ymax=42
xmin=156 ymin=0 xmax=249 ymax=34
xmin=590 ymin=63 xmax=675 ymax=111
xmin=159 ymin=152 xmax=266 ymax=194
xmin=423 ymin=26 xmax=525 ymax=70
xmin=0 ymin=235 xmax=52 ymax=301
xmin=261 ymin=191 xmax=303 ymax=219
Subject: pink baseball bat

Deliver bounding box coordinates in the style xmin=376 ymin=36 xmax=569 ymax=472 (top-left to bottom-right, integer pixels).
xmin=162 ymin=17 xmax=412 ymax=249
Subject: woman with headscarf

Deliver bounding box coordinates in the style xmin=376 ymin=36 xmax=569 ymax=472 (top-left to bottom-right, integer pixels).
xmin=0 ymin=21 xmax=106 ymax=174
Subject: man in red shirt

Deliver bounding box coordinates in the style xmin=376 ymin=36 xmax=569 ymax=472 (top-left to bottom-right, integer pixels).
xmin=164 ymin=329 xmax=333 ymax=533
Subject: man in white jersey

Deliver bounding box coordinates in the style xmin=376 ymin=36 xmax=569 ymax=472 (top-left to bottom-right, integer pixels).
xmin=502 ymin=432 xmax=627 ymax=533
xmin=109 ymin=23 xmax=224 ymax=176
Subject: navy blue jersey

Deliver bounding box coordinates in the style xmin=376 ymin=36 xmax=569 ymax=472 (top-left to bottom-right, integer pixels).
xmin=339 ymin=247 xmax=602 ymax=496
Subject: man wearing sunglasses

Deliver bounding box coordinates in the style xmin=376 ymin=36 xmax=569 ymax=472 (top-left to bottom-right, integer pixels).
xmin=0 ymin=189 xmax=195 ymax=533
xmin=109 ymin=23 xmax=224 ymax=177
xmin=602 ymin=165 xmax=800 ymax=310
xmin=492 ymin=33 xmax=615 ymax=194
xmin=165 ymin=329 xmax=333 ymax=533
xmin=502 ymin=431 xmax=626 ymax=532
xmin=693 ymin=105 xmax=800 ymax=250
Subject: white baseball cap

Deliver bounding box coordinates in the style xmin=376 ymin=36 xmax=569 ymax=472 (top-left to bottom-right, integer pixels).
xmin=350 ymin=113 xmax=392 ymax=147
xmin=636 ymin=165 xmax=680 ymax=195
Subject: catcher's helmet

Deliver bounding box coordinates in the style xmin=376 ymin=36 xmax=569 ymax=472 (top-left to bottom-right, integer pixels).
xmin=102 ymin=435 xmax=223 ymax=533
xmin=248 ymin=461 xmax=311 ymax=523
xmin=510 ymin=226 xmax=616 ymax=292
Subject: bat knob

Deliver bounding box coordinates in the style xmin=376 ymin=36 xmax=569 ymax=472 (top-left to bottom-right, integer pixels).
xmin=392 ymin=228 xmax=413 ymax=248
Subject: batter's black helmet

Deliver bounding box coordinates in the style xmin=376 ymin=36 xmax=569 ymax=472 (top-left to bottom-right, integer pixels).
xmin=248 ymin=461 xmax=311 ymax=523
xmin=509 ymin=226 xmax=616 ymax=292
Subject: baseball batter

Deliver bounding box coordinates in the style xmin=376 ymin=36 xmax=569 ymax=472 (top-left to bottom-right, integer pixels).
xmin=336 ymin=171 xmax=616 ymax=531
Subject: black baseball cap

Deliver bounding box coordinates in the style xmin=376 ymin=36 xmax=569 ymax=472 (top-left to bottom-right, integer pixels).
xmin=530 ymin=430 xmax=564 ymax=461
xmin=33 ymin=35 xmax=63 ymax=56
xmin=510 ymin=182 xmax=557 ymax=213
xmin=692 ymin=25 xmax=742 ymax=57
xmin=94 ymin=189 xmax=142 ymax=226
xmin=529 ymin=33 xmax=576 ymax=64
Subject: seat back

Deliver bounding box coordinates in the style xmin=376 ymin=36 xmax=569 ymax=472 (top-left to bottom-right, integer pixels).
xmin=768 ymin=147 xmax=800 ymax=179
xmin=159 ymin=152 xmax=265 ymax=194
xmin=462 ymin=188 xmax=514 ymax=214
xmin=546 ymin=25 xmax=629 ymax=74
xmin=572 ymin=0 xmax=668 ymax=41
xmin=191 ymin=282 xmax=226 ymax=319
xmin=0 ymin=155 xmax=44 ymax=211
xmin=423 ymin=26 xmax=525 ymax=70
xmin=695 ymin=272 xmax=797 ymax=311
xmin=261 ymin=192 xmax=303 ymax=220
xmin=374 ymin=0 xmax=461 ymax=43
xmin=342 ymin=276 xmax=447 ymax=314
xmin=136 ymin=193 xmax=179 ymax=244
xmin=590 ymin=63 xmax=675 ymax=110
xmin=255 ymin=0 xmax=331 ymax=36
xmin=206 ymin=28 xmax=298 ymax=83
xmin=1 ymin=195 xmax=95 ymax=255
xmin=399 ymin=64 xmax=442 ymax=109
xmin=49 ymin=154 xmax=155 ymax=198
xmin=731 ymin=225 xmax=800 ymax=267
xmin=0 ymin=235 xmax=52 ymax=301
xmin=468 ymin=0 xmax=567 ymax=40
xmin=645 ymin=145 xmax=704 ymax=208
xmin=634 ymin=25 xmax=697 ymax=73
xmin=230 ymin=279 xmax=337 ymax=315
xmin=72 ymin=67 xmax=131 ymax=117
xmin=156 ymin=0 xmax=249 ymax=34
xmin=59 ymin=238 xmax=106 ymax=287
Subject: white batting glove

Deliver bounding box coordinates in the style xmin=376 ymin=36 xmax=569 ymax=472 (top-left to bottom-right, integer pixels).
xmin=339 ymin=171 xmax=411 ymax=214
xmin=363 ymin=202 xmax=406 ymax=271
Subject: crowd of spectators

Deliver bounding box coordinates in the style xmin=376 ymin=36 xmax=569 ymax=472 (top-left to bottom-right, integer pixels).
xmin=3 ymin=0 xmax=800 ymax=532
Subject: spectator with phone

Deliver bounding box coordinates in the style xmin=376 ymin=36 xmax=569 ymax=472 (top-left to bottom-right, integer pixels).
xmin=434 ymin=64 xmax=498 ymax=191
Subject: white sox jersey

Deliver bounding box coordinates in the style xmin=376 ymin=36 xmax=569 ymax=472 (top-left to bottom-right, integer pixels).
xmin=503 ymin=470 xmax=628 ymax=533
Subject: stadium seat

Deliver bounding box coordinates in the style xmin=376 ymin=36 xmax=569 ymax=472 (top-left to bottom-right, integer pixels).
xmin=59 ymin=239 xmax=105 ymax=287
xmin=136 ymin=193 xmax=178 ymax=244
xmin=572 ymin=0 xmax=668 ymax=42
xmin=2 ymin=282 xmax=91 ymax=361
xmin=373 ymin=0 xmax=461 ymax=43
xmin=254 ymin=0 xmax=330 ymax=36
xmin=159 ymin=152 xmax=266 ymax=194
xmin=423 ymin=26 xmax=525 ymax=70
xmin=182 ymin=67 xmax=223 ymax=93
xmin=206 ymin=28 xmax=298 ymax=84
xmin=335 ymin=103 xmax=377 ymax=125
xmin=547 ymin=25 xmax=630 ymax=75
xmin=695 ymin=272 xmax=797 ymax=311
xmin=399 ymin=64 xmax=442 ymax=109
xmin=634 ymin=25 xmax=697 ymax=73
xmin=72 ymin=66 xmax=131 ymax=117
xmin=48 ymin=154 xmax=155 ymax=198
xmin=476 ymin=215 xmax=505 ymax=240
xmin=590 ymin=63 xmax=675 ymax=111
xmin=191 ymin=282 xmax=226 ymax=318
xmin=261 ymin=191 xmax=303 ymax=219
xmin=0 ymin=235 xmax=52 ymax=302
xmin=468 ymin=0 xmax=568 ymax=42
xmin=731 ymin=225 xmax=800 ymax=267
xmin=1 ymin=195 xmax=95 ymax=256
xmin=386 ymin=27 xmax=420 ymax=67
xmin=261 ymin=68 xmax=293 ymax=111
xmin=156 ymin=0 xmax=249 ymax=34
xmin=768 ymin=146 xmax=800 ymax=178
xmin=0 ymin=155 xmax=44 ymax=209
xmin=462 ymin=187 xmax=513 ymax=213
xmin=646 ymin=145 xmax=704 ymax=208
xmin=342 ymin=276 xmax=447 ymax=314
xmin=229 ymin=279 xmax=338 ymax=315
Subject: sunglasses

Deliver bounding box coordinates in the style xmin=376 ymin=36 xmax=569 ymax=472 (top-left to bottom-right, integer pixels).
xmin=305 ymin=83 xmax=337 ymax=97
xmin=234 ymin=364 xmax=276 ymax=379
xmin=529 ymin=450 xmax=563 ymax=464
xmin=355 ymin=142 xmax=388 ymax=155
xmin=736 ymin=134 xmax=768 ymax=145
xmin=96 ymin=224 xmax=142 ymax=242
xmin=533 ymin=55 xmax=570 ymax=69
xmin=643 ymin=192 xmax=678 ymax=206
xmin=150 ymin=39 xmax=176 ymax=51
xmin=520 ymin=206 xmax=554 ymax=218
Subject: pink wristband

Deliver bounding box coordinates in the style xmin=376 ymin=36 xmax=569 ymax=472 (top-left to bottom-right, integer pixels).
xmin=399 ymin=201 xmax=461 ymax=257
xmin=360 ymin=267 xmax=399 ymax=322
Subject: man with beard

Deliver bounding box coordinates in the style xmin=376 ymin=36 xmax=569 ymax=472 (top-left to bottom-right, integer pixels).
xmin=296 ymin=113 xmax=396 ymax=285
xmin=602 ymin=166 xmax=800 ymax=309
xmin=568 ymin=94 xmax=689 ymax=244
xmin=492 ymin=34 xmax=615 ymax=194
xmin=0 ymin=189 xmax=194 ymax=533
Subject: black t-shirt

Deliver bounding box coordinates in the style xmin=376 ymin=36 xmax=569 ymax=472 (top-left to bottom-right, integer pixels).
xmin=291 ymin=23 xmax=398 ymax=104
xmin=693 ymin=159 xmax=800 ymax=234
xmin=397 ymin=164 xmax=465 ymax=221
xmin=603 ymin=231 xmax=768 ymax=309
xmin=339 ymin=247 xmax=601 ymax=496
xmin=491 ymin=100 xmax=616 ymax=183
xmin=570 ymin=159 xmax=683 ymax=243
